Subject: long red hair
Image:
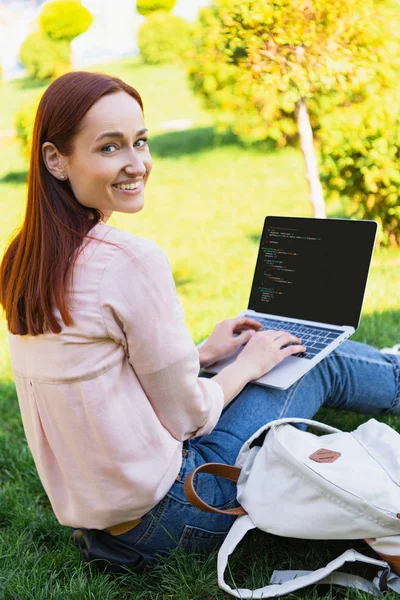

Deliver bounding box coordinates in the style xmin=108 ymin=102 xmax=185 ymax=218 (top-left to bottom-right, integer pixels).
xmin=0 ymin=71 xmax=144 ymax=336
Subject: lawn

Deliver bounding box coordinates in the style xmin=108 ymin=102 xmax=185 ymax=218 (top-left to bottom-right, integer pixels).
xmin=0 ymin=58 xmax=400 ymax=599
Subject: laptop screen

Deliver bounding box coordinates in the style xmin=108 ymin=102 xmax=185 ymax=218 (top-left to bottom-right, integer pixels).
xmin=248 ymin=216 xmax=377 ymax=329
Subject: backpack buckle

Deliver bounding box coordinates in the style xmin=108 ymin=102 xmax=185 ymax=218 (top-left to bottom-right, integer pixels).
xmin=378 ymin=566 xmax=391 ymax=591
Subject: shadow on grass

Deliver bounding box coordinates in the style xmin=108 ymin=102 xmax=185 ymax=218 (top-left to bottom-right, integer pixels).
xmin=0 ymin=170 xmax=28 ymax=185
xmin=150 ymin=126 xmax=277 ymax=158
xmin=245 ymin=207 xmax=352 ymax=247
xmin=353 ymin=308 xmax=400 ymax=346
xmin=172 ymin=269 xmax=194 ymax=290
xmin=314 ymin=308 xmax=400 ymax=432
xmin=13 ymin=75 xmax=50 ymax=91
xmin=149 ymin=126 xmax=240 ymax=158
xmin=246 ymin=231 xmax=262 ymax=246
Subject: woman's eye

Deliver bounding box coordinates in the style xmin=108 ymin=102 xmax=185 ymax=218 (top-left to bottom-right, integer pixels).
xmin=135 ymin=138 xmax=148 ymax=148
xmin=101 ymin=139 xmax=148 ymax=153
xmin=101 ymin=144 xmax=118 ymax=154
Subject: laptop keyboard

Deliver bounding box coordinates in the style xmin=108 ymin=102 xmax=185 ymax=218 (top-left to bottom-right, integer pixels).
xmin=246 ymin=316 xmax=342 ymax=360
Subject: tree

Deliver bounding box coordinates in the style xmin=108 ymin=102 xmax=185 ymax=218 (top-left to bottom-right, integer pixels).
xmin=19 ymin=0 xmax=93 ymax=82
xmin=137 ymin=12 xmax=192 ymax=65
xmin=136 ymin=0 xmax=176 ymax=17
xmin=19 ymin=32 xmax=71 ymax=81
xmin=187 ymin=0 xmax=400 ymax=218
xmin=40 ymin=0 xmax=93 ymax=42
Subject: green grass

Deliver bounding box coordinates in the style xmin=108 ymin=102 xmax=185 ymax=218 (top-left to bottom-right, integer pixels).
xmin=1 ymin=58 xmax=400 ymax=599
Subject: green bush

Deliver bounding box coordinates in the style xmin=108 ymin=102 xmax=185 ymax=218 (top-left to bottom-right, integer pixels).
xmin=15 ymin=93 xmax=43 ymax=159
xmin=19 ymin=31 xmax=71 ymax=81
xmin=138 ymin=11 xmax=192 ymax=65
xmin=136 ymin=0 xmax=176 ymax=17
xmin=40 ymin=0 xmax=93 ymax=42
xmin=318 ymin=97 xmax=400 ymax=246
xmin=187 ymin=0 xmax=400 ymax=147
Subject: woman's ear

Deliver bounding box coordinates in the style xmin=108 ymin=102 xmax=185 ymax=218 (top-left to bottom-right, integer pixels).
xmin=42 ymin=142 xmax=68 ymax=181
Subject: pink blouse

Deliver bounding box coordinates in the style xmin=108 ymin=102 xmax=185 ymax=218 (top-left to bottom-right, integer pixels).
xmin=8 ymin=222 xmax=224 ymax=529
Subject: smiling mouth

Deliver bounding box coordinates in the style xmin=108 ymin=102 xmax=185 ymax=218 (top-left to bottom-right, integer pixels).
xmin=112 ymin=181 xmax=142 ymax=190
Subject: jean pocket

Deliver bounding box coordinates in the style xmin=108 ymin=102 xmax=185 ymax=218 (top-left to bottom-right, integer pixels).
xmin=174 ymin=441 xmax=192 ymax=483
xmin=179 ymin=525 xmax=229 ymax=553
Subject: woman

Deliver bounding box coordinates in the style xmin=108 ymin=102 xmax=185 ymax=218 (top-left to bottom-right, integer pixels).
xmin=1 ymin=71 xmax=399 ymax=575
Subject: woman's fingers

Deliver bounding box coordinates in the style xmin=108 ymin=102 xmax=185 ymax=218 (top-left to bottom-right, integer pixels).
xmin=273 ymin=329 xmax=298 ymax=341
xmin=262 ymin=329 xmax=282 ymax=338
xmin=264 ymin=329 xmax=302 ymax=345
xmin=281 ymin=343 xmax=306 ymax=358
xmin=264 ymin=330 xmax=305 ymax=354
xmin=249 ymin=328 xmax=305 ymax=350
xmin=232 ymin=317 xmax=263 ymax=333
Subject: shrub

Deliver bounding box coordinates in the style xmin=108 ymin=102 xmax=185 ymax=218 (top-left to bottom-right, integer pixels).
xmin=136 ymin=0 xmax=176 ymax=17
xmin=19 ymin=31 xmax=71 ymax=81
xmin=15 ymin=93 xmax=43 ymax=159
xmin=187 ymin=0 xmax=400 ymax=147
xmin=40 ymin=0 xmax=93 ymax=42
xmin=318 ymin=96 xmax=400 ymax=246
xmin=137 ymin=11 xmax=192 ymax=65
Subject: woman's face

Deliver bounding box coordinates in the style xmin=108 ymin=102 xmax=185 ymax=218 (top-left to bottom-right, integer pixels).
xmin=52 ymin=91 xmax=152 ymax=222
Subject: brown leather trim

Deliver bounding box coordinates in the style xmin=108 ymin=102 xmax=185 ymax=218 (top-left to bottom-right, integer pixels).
xmin=105 ymin=518 xmax=142 ymax=536
xmin=309 ymin=448 xmax=341 ymax=463
xmin=376 ymin=552 xmax=400 ymax=575
xmin=183 ymin=462 xmax=247 ymax=516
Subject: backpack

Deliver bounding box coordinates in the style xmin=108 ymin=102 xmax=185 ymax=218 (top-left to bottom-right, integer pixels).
xmin=184 ymin=417 xmax=400 ymax=598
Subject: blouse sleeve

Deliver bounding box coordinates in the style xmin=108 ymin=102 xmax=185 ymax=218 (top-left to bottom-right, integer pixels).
xmin=99 ymin=242 xmax=224 ymax=441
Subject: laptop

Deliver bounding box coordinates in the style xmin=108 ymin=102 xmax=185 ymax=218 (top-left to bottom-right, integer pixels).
xmin=198 ymin=216 xmax=377 ymax=390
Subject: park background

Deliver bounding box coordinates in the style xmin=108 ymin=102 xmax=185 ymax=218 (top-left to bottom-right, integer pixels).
xmin=1 ymin=0 xmax=400 ymax=598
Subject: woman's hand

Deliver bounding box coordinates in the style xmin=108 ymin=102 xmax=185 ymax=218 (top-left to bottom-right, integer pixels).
xmin=235 ymin=329 xmax=305 ymax=381
xmin=199 ymin=317 xmax=263 ymax=367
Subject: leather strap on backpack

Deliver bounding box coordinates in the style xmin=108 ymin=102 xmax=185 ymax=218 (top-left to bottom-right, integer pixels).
xmin=183 ymin=462 xmax=247 ymax=516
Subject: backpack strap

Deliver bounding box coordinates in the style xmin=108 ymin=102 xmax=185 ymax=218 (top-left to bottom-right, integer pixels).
xmin=217 ymin=515 xmax=400 ymax=598
xmin=183 ymin=462 xmax=247 ymax=516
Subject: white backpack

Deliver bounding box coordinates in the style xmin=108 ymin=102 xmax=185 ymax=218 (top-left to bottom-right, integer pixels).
xmin=184 ymin=417 xmax=400 ymax=598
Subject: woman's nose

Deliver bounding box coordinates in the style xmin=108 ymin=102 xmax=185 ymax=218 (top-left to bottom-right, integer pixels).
xmin=124 ymin=152 xmax=146 ymax=176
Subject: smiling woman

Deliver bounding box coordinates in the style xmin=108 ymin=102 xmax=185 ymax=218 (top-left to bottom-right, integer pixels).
xmin=0 ymin=70 xmax=150 ymax=336
xmin=0 ymin=70 xmax=235 ymax=571
xmin=1 ymin=70 xmax=400 ymax=580
xmin=41 ymin=89 xmax=152 ymax=225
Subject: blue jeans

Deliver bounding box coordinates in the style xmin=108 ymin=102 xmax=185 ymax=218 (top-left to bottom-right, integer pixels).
xmin=71 ymin=341 xmax=400 ymax=573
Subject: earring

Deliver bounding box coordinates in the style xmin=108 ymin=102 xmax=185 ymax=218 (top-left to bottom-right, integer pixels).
xmin=60 ymin=174 xmax=66 ymax=180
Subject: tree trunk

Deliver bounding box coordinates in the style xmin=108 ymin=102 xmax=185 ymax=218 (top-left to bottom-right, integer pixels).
xmin=296 ymin=98 xmax=326 ymax=218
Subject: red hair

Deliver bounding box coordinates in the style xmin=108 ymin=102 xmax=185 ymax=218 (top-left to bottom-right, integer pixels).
xmin=0 ymin=71 xmax=144 ymax=335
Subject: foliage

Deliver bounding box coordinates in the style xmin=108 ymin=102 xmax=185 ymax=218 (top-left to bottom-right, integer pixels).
xmin=19 ymin=31 xmax=71 ymax=81
xmin=319 ymin=94 xmax=400 ymax=246
xmin=40 ymin=0 xmax=93 ymax=42
xmin=137 ymin=11 xmax=192 ymax=65
xmin=187 ymin=0 xmax=400 ymax=147
xmin=15 ymin=93 xmax=43 ymax=159
xmin=136 ymin=0 xmax=176 ymax=17
xmin=19 ymin=0 xmax=92 ymax=82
